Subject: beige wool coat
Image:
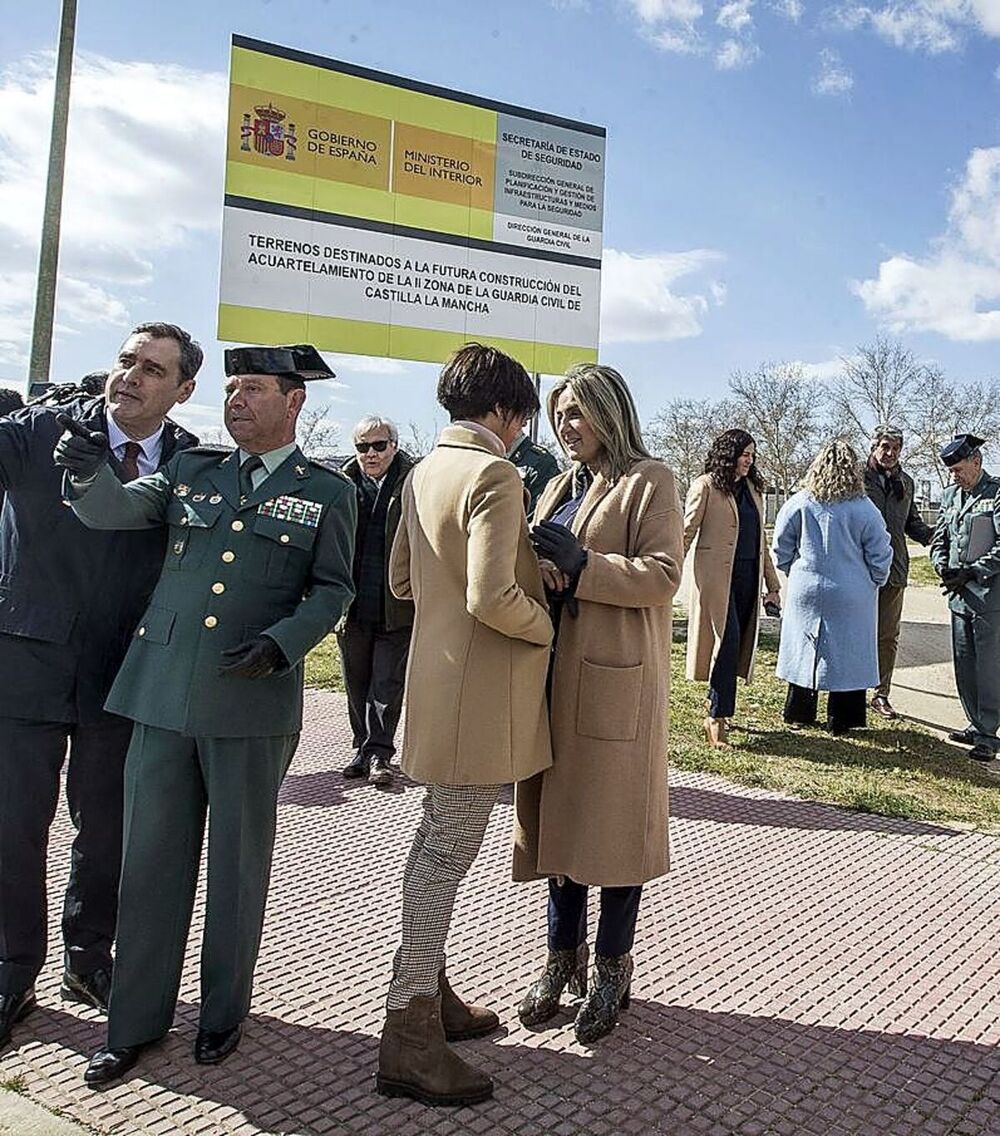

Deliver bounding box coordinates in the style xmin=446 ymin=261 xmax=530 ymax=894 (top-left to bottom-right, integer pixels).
xmin=683 ymin=473 xmax=780 ymax=683
xmin=389 ymin=425 xmax=553 ymax=786
xmin=513 ymin=459 xmax=684 ymax=887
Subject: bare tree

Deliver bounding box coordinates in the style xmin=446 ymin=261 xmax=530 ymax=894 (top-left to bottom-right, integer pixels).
xmin=646 ymin=398 xmax=732 ymax=495
xmin=297 ymin=406 xmax=341 ymax=459
xmin=399 ymin=418 xmax=438 ymax=458
xmin=827 ymin=336 xmax=924 ymax=448
xmin=728 ymin=363 xmax=822 ymax=492
xmin=906 ymin=369 xmax=1000 ymax=488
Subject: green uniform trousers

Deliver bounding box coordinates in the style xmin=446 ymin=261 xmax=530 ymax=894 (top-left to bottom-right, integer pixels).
xmin=106 ymin=724 xmax=297 ymax=1048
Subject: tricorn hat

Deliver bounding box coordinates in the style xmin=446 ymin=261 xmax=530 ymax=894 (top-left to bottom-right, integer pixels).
xmin=223 ymin=344 xmax=335 ymax=383
xmin=940 ymin=433 xmax=985 ymax=467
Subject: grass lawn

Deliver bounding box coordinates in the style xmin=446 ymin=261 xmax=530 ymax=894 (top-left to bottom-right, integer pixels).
xmin=907 ymin=546 xmax=941 ymax=589
xmin=305 ymin=626 xmax=1000 ymax=830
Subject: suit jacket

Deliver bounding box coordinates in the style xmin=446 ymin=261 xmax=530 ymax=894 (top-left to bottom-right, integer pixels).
xmin=0 ymin=397 xmax=197 ymax=724
xmin=68 ymin=446 xmax=357 ymax=737
xmin=929 ymin=472 xmax=1000 ymax=615
xmin=340 ymin=450 xmax=415 ymax=632
xmin=388 ymin=424 xmax=553 ymax=785
xmin=863 ymin=462 xmax=933 ymax=588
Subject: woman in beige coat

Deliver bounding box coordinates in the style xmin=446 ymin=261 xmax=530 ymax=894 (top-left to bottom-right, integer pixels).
xmin=684 ymin=429 xmax=780 ymax=746
xmin=513 ymin=363 xmax=683 ymax=1045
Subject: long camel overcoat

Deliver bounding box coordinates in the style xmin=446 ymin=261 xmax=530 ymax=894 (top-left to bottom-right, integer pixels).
xmin=683 ymin=473 xmax=780 ymax=683
xmin=513 ymin=459 xmax=684 ymax=887
xmin=389 ymin=425 xmax=553 ymax=786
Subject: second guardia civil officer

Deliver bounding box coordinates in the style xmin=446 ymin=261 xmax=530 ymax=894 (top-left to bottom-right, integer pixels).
xmin=54 ymin=345 xmax=357 ymax=1085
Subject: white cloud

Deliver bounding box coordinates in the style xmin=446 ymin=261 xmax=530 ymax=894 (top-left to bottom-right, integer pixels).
xmin=600 ymin=248 xmax=726 ymax=342
xmin=854 ymin=146 xmax=1000 ymax=341
xmin=718 ymin=0 xmax=755 ymax=31
xmin=795 ymin=355 xmax=856 ymax=381
xmin=0 ymin=51 xmax=227 ymax=367
xmin=624 ymin=0 xmax=706 ymax=53
xmin=832 ymin=1 xmax=1000 ymax=53
xmin=716 ymin=37 xmax=762 ymax=66
xmin=812 ymin=47 xmax=854 ymax=95
xmin=771 ymin=0 xmax=804 ymax=20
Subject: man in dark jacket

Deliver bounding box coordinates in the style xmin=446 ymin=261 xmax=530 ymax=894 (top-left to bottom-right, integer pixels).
xmin=863 ymin=424 xmax=933 ymax=718
xmin=338 ymin=416 xmax=415 ymax=787
xmin=0 ymin=321 xmax=201 ymax=1050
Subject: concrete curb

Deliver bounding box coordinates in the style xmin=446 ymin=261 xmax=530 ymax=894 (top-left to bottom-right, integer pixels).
xmin=0 ymin=1090 xmax=93 ymax=1136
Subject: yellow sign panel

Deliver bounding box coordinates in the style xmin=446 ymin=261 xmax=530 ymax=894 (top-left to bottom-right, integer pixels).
xmin=219 ymin=36 xmax=606 ymax=372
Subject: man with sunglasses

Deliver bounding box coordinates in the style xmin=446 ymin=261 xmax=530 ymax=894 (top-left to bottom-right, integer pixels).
xmin=338 ymin=417 xmax=415 ymax=787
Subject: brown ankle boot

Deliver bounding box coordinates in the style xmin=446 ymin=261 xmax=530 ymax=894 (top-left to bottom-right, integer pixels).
xmin=376 ymin=994 xmax=494 ymax=1106
xmin=439 ymin=968 xmax=500 ymax=1041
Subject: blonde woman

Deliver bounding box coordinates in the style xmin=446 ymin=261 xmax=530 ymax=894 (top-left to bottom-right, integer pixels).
xmin=772 ymin=440 xmax=892 ymax=734
xmin=513 ymin=363 xmax=683 ymax=1044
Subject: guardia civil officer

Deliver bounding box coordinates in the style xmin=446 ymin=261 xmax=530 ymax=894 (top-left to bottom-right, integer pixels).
xmin=507 ymin=430 xmax=560 ymax=520
xmin=55 ymin=345 xmax=357 ymax=1084
xmin=929 ymin=433 xmax=1000 ymax=762
xmin=0 ymin=322 xmax=200 ymax=1052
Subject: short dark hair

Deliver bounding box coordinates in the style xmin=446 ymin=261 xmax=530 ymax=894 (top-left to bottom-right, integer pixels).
xmin=80 ymin=371 xmax=108 ymax=396
xmin=128 ymin=322 xmax=203 ymax=385
xmin=0 ymin=387 xmax=24 ymax=416
xmin=275 ymin=375 xmax=305 ymax=395
xmin=436 ymin=343 xmax=538 ymax=422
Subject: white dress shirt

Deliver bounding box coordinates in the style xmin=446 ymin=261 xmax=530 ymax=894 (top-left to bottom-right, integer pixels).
xmin=106 ymin=411 xmax=164 ymax=478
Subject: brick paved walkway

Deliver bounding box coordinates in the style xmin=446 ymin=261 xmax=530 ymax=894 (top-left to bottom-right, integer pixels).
xmin=2 ymin=689 xmax=998 ymax=1136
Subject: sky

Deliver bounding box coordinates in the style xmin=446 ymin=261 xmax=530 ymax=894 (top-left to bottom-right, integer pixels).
xmin=2 ymin=0 xmax=999 ymax=448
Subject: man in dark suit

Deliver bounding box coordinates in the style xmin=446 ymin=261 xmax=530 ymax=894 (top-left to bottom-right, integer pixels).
xmin=338 ymin=416 xmax=414 ymax=787
xmin=863 ymin=424 xmax=933 ymax=718
xmin=56 ymin=344 xmax=357 ymax=1085
xmin=0 ymin=322 xmax=201 ymax=1049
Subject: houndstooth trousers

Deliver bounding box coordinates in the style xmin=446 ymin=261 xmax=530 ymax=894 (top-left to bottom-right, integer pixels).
xmin=386 ymin=783 xmax=502 ymax=1010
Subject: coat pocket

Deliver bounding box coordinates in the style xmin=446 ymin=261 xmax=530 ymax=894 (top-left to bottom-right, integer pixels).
xmin=576 ymin=659 xmax=643 ymax=741
xmin=134 ymin=606 xmax=176 ymax=645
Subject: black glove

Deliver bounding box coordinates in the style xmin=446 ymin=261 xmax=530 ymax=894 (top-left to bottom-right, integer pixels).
xmin=53 ymin=413 xmax=109 ymax=479
xmin=218 ymin=636 xmax=287 ymax=679
xmin=940 ymin=567 xmax=975 ymax=595
xmin=530 ymin=520 xmax=588 ymax=580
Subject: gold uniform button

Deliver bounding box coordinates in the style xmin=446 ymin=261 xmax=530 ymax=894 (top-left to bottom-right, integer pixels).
xmin=138 ymin=627 xmax=146 ymax=637
xmin=231 ymin=520 xmax=244 ymax=532
xmin=204 ymin=615 xmax=218 ymax=629
xmin=222 ymin=551 xmax=235 ymax=563
xmin=212 ymin=582 xmax=225 ymax=595
xmin=280 ymin=533 xmax=290 ymax=544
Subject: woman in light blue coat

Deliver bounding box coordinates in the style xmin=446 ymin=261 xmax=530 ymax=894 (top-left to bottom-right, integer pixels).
xmin=772 ymin=440 xmax=892 ymax=734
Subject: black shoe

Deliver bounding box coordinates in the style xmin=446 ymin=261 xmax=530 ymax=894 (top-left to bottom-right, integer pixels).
xmin=948 ymin=728 xmax=977 ymax=744
xmin=369 ymin=755 xmax=393 ymax=787
xmin=0 ymin=989 xmax=36 ymax=1049
xmin=517 ymin=945 xmax=588 ymax=1027
xmin=574 ymin=953 xmax=633 ymax=1045
xmin=61 ymin=966 xmax=112 ymax=1013
xmin=194 ymin=1023 xmax=242 ymax=1065
xmin=84 ymin=1043 xmax=151 ymax=1086
xmin=342 ymin=751 xmax=370 ymax=779
xmin=968 ymin=745 xmax=997 ymax=763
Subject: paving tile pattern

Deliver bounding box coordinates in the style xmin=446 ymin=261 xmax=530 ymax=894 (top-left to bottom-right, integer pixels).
xmin=2 ymin=689 xmax=999 ymax=1135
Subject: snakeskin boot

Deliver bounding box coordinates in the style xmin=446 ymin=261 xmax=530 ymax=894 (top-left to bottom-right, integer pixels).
xmin=573 ymin=952 xmax=633 ymax=1044
xmin=516 ymin=944 xmax=589 ymax=1027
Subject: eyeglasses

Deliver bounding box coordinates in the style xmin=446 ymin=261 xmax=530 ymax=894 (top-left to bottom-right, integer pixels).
xmin=355 ymin=440 xmax=392 ymax=453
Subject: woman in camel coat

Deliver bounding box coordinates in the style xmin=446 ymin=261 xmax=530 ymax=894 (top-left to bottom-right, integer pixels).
xmin=513 ymin=363 xmax=683 ymax=1046
xmin=684 ymin=429 xmax=780 ymax=746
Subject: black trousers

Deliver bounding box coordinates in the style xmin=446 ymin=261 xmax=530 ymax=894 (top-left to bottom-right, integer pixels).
xmin=708 ymin=557 xmax=759 ymax=719
xmin=783 ymin=685 xmax=867 ymax=732
xmin=547 ymin=878 xmax=643 ymax=957
xmin=0 ymin=713 xmax=134 ymax=995
xmin=337 ymin=622 xmax=411 ymax=760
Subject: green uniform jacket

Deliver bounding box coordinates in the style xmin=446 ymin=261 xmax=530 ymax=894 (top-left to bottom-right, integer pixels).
xmin=929 ymin=472 xmax=1000 ymax=615
xmin=508 ymin=435 xmax=561 ymax=521
xmin=67 ymin=446 xmax=357 ymax=737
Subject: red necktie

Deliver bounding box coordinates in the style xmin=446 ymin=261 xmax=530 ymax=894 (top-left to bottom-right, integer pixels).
xmin=121 ymin=441 xmax=142 ymax=482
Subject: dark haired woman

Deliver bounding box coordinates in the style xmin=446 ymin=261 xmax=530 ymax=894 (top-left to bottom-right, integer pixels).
xmin=683 ymin=430 xmax=780 ymax=746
